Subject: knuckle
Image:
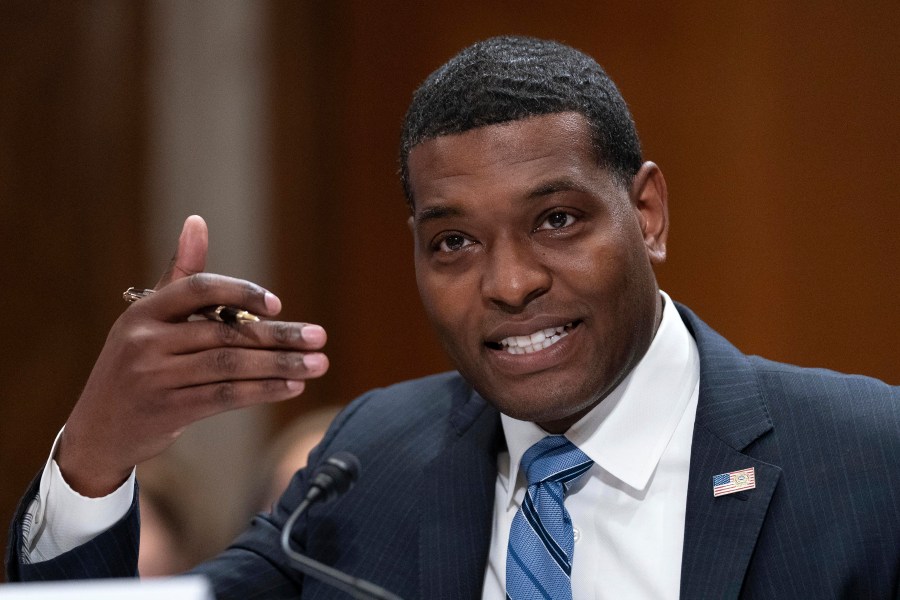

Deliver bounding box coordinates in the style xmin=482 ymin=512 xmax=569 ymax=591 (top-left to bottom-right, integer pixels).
xmin=121 ymin=324 xmax=154 ymax=352
xmin=271 ymin=322 xmax=299 ymax=344
xmin=215 ymin=321 xmax=239 ymax=345
xmin=213 ymin=349 xmax=238 ymax=374
xmin=275 ymin=352 xmax=301 ymax=373
xmin=214 ymin=381 xmax=237 ymax=408
xmin=188 ymin=273 xmax=213 ymax=295
xmin=240 ymin=282 xmax=263 ymax=308
xmin=262 ymin=379 xmax=282 ymax=394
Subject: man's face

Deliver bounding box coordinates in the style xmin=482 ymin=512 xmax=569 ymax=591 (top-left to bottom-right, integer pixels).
xmin=408 ymin=112 xmax=668 ymax=433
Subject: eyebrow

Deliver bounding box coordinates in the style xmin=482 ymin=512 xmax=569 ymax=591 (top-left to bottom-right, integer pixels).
xmin=527 ymin=177 xmax=590 ymax=198
xmin=414 ymin=177 xmax=589 ymax=226
xmin=415 ymin=204 xmax=463 ymax=226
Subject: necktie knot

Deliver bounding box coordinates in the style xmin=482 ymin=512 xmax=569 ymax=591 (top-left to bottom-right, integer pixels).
xmin=520 ymin=435 xmax=593 ymax=491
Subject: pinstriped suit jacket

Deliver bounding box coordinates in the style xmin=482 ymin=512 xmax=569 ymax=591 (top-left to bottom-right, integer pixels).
xmin=7 ymin=304 xmax=900 ymax=599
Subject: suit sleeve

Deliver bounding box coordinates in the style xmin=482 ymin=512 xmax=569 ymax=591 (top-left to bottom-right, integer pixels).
xmin=5 ymin=474 xmax=140 ymax=582
xmin=5 ymin=390 xmax=375 ymax=598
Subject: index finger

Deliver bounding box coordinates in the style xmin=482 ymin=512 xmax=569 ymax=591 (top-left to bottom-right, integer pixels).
xmin=168 ymin=318 xmax=328 ymax=354
xmin=136 ymin=272 xmax=282 ymax=323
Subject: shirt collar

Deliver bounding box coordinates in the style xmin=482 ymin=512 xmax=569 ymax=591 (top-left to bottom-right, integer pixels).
xmin=500 ymin=291 xmax=699 ymax=504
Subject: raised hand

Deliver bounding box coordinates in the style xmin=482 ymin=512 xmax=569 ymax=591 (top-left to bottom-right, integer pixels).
xmin=57 ymin=216 xmax=328 ymax=497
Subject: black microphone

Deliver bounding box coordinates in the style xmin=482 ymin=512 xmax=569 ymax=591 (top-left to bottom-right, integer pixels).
xmin=305 ymin=451 xmax=360 ymax=504
xmin=280 ymin=452 xmax=404 ymax=600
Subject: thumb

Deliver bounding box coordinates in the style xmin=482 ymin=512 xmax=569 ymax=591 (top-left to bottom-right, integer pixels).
xmin=155 ymin=215 xmax=208 ymax=289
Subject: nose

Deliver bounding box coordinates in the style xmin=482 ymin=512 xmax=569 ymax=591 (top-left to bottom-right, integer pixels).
xmin=482 ymin=237 xmax=551 ymax=311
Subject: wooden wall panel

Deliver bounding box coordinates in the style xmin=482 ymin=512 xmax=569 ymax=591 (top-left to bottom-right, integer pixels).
xmin=0 ymin=2 xmax=147 ymax=578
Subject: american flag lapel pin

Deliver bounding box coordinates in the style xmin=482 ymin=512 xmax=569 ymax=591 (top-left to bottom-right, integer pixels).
xmin=712 ymin=467 xmax=756 ymax=497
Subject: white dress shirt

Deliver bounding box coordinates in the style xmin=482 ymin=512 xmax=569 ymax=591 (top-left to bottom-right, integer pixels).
xmin=482 ymin=291 xmax=700 ymax=599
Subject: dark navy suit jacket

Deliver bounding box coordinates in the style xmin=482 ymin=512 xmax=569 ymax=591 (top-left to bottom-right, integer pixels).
xmin=7 ymin=305 xmax=900 ymax=598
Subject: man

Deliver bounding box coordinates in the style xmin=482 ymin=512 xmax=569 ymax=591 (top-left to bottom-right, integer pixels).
xmin=7 ymin=36 xmax=899 ymax=599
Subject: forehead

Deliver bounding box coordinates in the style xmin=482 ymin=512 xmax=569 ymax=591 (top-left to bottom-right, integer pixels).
xmin=407 ymin=112 xmax=600 ymax=210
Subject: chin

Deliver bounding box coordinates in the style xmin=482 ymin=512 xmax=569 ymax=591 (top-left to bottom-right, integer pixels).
xmin=478 ymin=380 xmax=600 ymax=427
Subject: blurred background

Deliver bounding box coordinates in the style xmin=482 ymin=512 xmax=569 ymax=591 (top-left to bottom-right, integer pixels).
xmin=1 ymin=0 xmax=897 ymax=578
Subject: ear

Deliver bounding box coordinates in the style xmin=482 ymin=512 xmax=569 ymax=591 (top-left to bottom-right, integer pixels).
xmin=630 ymin=162 xmax=669 ymax=264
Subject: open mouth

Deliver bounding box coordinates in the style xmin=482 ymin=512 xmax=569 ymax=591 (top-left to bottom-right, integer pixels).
xmin=486 ymin=321 xmax=579 ymax=355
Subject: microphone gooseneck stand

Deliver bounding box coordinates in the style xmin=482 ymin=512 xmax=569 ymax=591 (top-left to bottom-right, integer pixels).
xmin=280 ymin=452 xmax=404 ymax=600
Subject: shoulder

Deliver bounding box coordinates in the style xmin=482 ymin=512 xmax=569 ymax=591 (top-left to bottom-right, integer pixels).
xmin=347 ymin=371 xmax=473 ymax=411
xmin=749 ymin=356 xmax=898 ymax=438
xmin=749 ymin=355 xmax=897 ymax=399
xmin=334 ymin=371 xmax=474 ymax=431
xmin=312 ymin=371 xmax=484 ymax=460
xmin=677 ymin=301 xmax=898 ymax=442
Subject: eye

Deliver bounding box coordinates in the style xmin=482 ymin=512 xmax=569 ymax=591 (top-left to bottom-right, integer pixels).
xmin=536 ymin=211 xmax=577 ymax=231
xmin=435 ymin=233 xmax=474 ymax=253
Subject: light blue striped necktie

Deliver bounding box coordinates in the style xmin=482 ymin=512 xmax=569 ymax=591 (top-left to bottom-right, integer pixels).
xmin=506 ymin=435 xmax=594 ymax=600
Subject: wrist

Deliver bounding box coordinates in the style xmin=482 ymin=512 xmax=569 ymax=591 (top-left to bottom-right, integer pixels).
xmin=56 ymin=429 xmax=132 ymax=498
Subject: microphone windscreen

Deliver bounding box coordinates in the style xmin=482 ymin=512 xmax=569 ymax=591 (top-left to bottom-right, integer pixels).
xmin=310 ymin=451 xmax=361 ymax=503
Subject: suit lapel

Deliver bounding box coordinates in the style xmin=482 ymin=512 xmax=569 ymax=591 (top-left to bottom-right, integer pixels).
xmin=676 ymin=304 xmax=783 ymax=600
xmin=680 ymin=427 xmax=781 ymax=599
xmin=419 ymin=389 xmax=502 ymax=600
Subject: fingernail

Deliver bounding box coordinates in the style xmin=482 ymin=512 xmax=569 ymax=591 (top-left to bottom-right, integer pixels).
xmin=264 ymin=292 xmax=281 ymax=314
xmin=301 ymin=324 xmax=326 ymax=345
xmin=303 ymin=353 xmax=326 ymax=371
xmin=286 ymin=380 xmax=305 ymax=392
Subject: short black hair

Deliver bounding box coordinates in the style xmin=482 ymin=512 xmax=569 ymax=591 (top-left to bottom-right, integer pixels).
xmin=400 ymin=35 xmax=643 ymax=209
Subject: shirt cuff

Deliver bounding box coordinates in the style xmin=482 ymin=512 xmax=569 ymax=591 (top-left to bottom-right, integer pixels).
xmin=22 ymin=427 xmax=136 ymax=563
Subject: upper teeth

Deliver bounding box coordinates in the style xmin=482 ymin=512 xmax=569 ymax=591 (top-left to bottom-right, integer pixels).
xmin=500 ymin=324 xmax=571 ymax=354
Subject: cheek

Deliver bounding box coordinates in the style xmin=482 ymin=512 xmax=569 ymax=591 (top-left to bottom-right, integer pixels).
xmin=416 ymin=269 xmax=474 ymax=344
xmin=557 ymin=226 xmax=656 ymax=337
xmin=559 ymin=232 xmax=635 ymax=294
